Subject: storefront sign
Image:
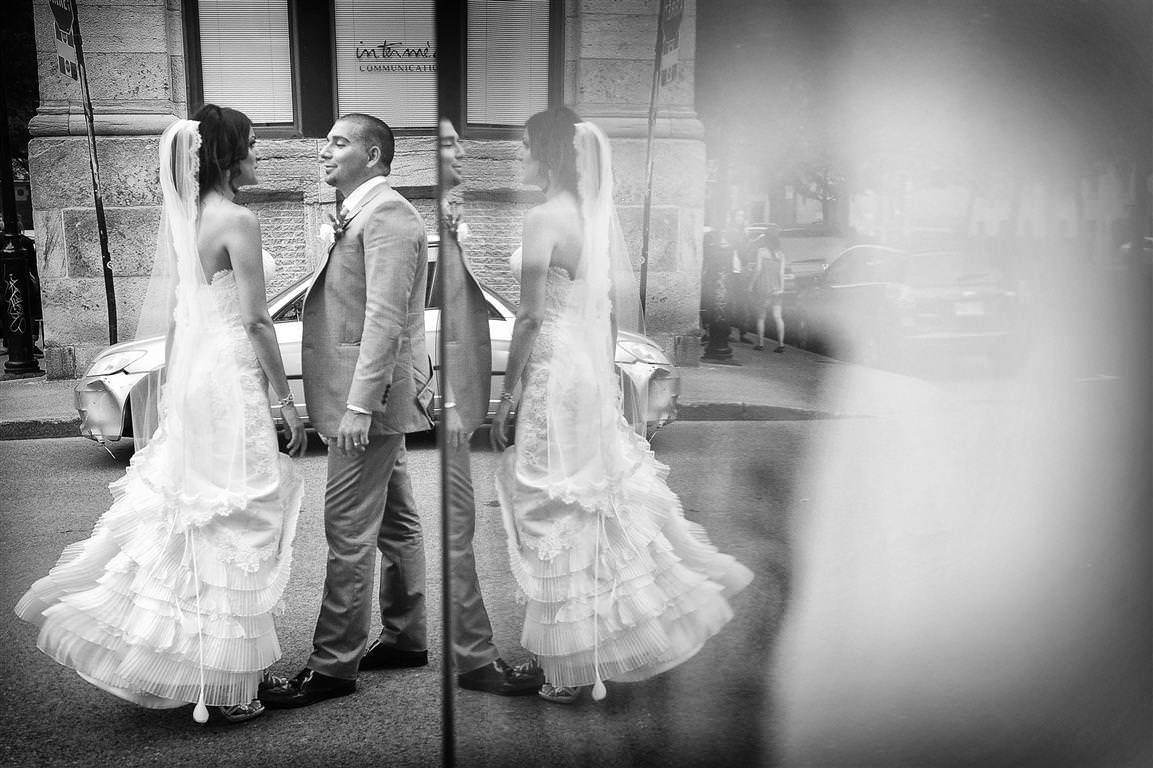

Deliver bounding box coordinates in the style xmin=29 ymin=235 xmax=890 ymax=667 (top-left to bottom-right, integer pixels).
xmin=355 ymin=40 xmax=437 ymax=73
xmin=334 ymin=1 xmax=436 ymax=128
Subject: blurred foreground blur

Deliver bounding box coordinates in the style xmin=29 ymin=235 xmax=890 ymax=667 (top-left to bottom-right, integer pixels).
xmin=772 ymin=259 xmax=1151 ymax=767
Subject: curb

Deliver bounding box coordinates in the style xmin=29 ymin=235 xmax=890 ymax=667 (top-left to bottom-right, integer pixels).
xmin=0 ymin=418 xmax=82 ymax=441
xmin=0 ymin=401 xmax=860 ymax=441
xmin=674 ymin=402 xmax=849 ymax=422
xmin=0 ymin=407 xmax=850 ymax=441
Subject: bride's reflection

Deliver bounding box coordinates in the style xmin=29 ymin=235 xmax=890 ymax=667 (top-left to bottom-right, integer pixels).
xmin=440 ymin=109 xmax=774 ymax=766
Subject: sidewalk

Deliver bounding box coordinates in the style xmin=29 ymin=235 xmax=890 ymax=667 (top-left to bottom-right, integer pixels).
xmin=0 ymin=369 xmax=80 ymax=439
xmin=0 ymin=337 xmax=942 ymax=440
xmin=678 ymin=334 xmax=942 ymax=421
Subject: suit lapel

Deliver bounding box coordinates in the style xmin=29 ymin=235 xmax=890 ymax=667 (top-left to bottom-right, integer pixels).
xmin=305 ymin=183 xmax=395 ymax=308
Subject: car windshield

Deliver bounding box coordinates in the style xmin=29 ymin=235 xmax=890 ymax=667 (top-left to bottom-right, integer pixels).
xmin=906 ymin=250 xmax=1001 ymax=286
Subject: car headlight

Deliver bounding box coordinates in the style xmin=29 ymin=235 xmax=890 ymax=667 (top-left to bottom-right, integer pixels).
xmin=86 ymin=350 xmax=148 ymax=376
xmin=617 ymin=338 xmax=670 ymax=366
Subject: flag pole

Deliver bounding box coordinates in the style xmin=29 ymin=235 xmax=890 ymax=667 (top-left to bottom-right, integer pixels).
xmin=68 ymin=0 xmax=117 ymax=345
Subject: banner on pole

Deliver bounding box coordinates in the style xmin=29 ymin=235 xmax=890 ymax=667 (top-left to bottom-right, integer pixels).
xmin=49 ymin=0 xmax=79 ymax=80
xmin=659 ymin=0 xmax=684 ymax=87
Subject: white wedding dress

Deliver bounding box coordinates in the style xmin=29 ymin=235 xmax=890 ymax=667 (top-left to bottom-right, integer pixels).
xmin=497 ymin=244 xmax=753 ymax=689
xmin=15 ymin=121 xmax=301 ymax=711
xmin=16 ymin=266 xmax=301 ymax=709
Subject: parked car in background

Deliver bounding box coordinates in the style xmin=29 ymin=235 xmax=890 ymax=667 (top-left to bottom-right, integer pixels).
xmin=76 ymin=238 xmax=680 ymax=448
xmin=778 ymin=224 xmax=847 ymax=291
xmin=794 ymin=243 xmax=1026 ymax=370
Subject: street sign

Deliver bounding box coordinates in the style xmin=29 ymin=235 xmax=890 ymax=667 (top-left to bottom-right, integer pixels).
xmin=49 ymin=0 xmax=79 ymax=81
xmin=659 ymin=0 xmax=684 ymax=87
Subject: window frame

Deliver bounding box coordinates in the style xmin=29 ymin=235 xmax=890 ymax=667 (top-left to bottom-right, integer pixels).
xmin=183 ymin=0 xmax=562 ymax=139
xmin=183 ymin=0 xmax=325 ymax=137
xmin=451 ymin=0 xmax=565 ymax=139
xmin=433 ymin=0 xmax=560 ymax=138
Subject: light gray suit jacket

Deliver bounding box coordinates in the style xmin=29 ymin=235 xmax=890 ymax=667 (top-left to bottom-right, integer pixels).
xmin=301 ymin=182 xmax=434 ymax=436
xmin=436 ymin=219 xmax=491 ymax=432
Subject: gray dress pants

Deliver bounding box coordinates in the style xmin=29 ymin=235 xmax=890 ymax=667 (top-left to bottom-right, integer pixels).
xmin=308 ymin=434 xmax=427 ymax=679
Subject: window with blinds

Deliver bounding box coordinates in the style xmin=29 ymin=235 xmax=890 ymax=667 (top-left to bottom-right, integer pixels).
xmin=334 ymin=0 xmax=437 ymax=129
xmin=466 ymin=0 xmax=550 ymax=128
xmin=197 ymin=0 xmax=294 ymax=124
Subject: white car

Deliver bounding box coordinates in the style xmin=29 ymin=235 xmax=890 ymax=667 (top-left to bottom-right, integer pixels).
xmin=75 ymin=240 xmax=680 ymax=447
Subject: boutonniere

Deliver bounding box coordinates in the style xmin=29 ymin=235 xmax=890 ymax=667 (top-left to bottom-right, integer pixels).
xmin=445 ymin=200 xmax=470 ymax=243
xmin=318 ymin=210 xmax=349 ymax=250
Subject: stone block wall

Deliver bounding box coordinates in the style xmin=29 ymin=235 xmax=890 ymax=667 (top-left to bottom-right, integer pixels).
xmin=31 ymin=129 xmax=437 ymax=377
xmin=569 ymin=0 xmax=706 ymax=362
xmin=459 ymin=196 xmax=534 ymax=302
xmin=30 ymin=0 xmax=182 ymax=377
xmin=28 ymin=0 xmax=705 ymax=375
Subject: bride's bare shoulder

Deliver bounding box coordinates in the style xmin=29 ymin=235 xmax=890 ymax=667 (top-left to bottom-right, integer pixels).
xmin=200 ymin=197 xmax=258 ymax=237
xmin=526 ymin=195 xmax=580 ymax=233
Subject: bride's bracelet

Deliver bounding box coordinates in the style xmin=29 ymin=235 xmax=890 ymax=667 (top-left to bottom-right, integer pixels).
xmin=499 ymin=391 xmax=514 ymax=405
xmin=277 ymin=392 xmax=295 ymax=409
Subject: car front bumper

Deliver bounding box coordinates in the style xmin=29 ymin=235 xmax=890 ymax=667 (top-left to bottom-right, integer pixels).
xmin=75 ymin=372 xmax=144 ymax=443
xmin=618 ymin=361 xmax=680 ymax=434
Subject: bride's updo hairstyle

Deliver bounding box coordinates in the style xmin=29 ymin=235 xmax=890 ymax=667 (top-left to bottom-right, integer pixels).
xmin=191 ymin=104 xmax=253 ymax=194
xmin=525 ymin=106 xmax=582 ymax=197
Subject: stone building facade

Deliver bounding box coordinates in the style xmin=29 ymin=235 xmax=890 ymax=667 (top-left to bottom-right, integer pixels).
xmin=29 ymin=0 xmax=704 ymax=378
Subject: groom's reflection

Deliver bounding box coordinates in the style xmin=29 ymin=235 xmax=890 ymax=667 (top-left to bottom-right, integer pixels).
xmin=435 ymin=118 xmax=544 ymax=697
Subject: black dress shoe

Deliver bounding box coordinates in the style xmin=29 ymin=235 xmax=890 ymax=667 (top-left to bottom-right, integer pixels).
xmin=359 ymin=639 xmax=429 ymax=670
xmin=258 ymin=668 xmax=355 ymax=709
xmin=458 ymin=658 xmax=545 ymax=696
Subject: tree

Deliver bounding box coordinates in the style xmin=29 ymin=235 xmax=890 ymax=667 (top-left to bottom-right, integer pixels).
xmin=697 ymin=0 xmax=1152 ymax=246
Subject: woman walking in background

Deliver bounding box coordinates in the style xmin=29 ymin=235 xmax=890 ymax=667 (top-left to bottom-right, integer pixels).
xmin=752 ymin=228 xmax=788 ymax=352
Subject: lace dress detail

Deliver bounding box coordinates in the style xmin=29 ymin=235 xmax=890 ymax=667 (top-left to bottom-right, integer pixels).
xmin=15 ymin=270 xmax=302 ymax=708
xmin=496 ymin=260 xmax=753 ymax=688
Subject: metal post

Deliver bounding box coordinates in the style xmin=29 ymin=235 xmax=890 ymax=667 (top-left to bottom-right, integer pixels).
xmin=638 ymin=0 xmax=668 ymax=314
xmin=0 ymin=35 xmax=43 ymax=377
xmin=434 ymin=2 xmax=461 ymax=765
xmin=69 ymin=0 xmax=118 ymax=345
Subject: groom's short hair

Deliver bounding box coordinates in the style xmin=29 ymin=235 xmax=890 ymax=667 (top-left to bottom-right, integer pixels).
xmin=340 ymin=113 xmax=395 ymax=174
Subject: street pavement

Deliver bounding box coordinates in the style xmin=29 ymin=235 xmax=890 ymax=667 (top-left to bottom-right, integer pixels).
xmin=2 ymin=298 xmax=1150 ymax=767
xmin=1 ymin=422 xmax=790 ymax=768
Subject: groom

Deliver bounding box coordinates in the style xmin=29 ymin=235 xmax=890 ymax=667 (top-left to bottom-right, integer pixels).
xmin=262 ymin=113 xmax=434 ymax=708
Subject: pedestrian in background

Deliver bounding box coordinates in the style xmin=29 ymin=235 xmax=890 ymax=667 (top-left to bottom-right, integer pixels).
xmin=724 ymin=210 xmax=753 ymax=342
xmin=752 ymin=228 xmax=787 ymax=352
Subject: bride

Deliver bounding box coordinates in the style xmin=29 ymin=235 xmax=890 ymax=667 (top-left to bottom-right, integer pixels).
xmin=14 ymin=105 xmax=306 ymax=723
xmin=491 ymin=107 xmax=753 ymax=703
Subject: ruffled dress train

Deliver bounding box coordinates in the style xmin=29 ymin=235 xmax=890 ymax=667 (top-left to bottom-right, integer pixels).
xmin=497 ymin=267 xmax=753 ymax=688
xmin=15 ymin=270 xmax=302 ymax=708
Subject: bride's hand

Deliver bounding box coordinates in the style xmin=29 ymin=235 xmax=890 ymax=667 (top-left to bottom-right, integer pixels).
xmin=491 ymin=400 xmax=513 ymax=451
xmin=281 ymin=402 xmax=307 ymax=457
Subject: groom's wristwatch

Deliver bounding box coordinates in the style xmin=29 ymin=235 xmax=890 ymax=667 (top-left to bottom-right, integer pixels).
xmin=346 ymin=403 xmax=371 ymax=415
